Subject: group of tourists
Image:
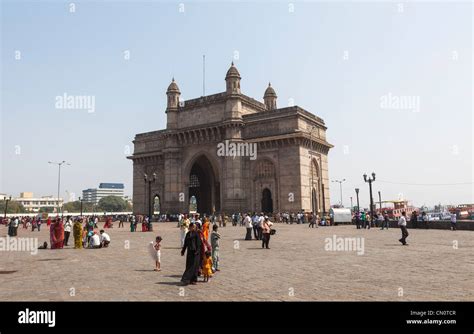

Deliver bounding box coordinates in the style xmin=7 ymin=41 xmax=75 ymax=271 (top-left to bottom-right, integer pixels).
xmin=353 ymin=211 xmax=390 ymax=230
xmin=48 ymin=216 xmax=112 ymax=249
xmin=174 ymin=213 xmax=221 ymax=285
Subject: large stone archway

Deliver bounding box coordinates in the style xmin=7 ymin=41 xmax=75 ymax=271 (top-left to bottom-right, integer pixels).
xmin=187 ymin=154 xmax=220 ymax=215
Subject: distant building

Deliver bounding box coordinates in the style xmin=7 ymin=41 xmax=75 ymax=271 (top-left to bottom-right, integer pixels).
xmin=12 ymin=192 xmax=63 ymax=213
xmin=82 ymin=183 xmax=125 ymax=204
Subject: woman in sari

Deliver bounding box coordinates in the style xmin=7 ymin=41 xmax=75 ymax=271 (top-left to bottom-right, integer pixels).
xmin=197 ymin=223 xmax=212 ymax=277
xmin=73 ymin=219 xmax=83 ymax=249
xmin=181 ymin=223 xmax=202 ymax=285
xmin=50 ymin=219 xmax=65 ymax=249
xmin=202 ymin=217 xmax=210 ymax=242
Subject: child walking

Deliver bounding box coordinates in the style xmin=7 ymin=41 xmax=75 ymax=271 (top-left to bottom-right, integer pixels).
xmin=203 ymin=251 xmax=213 ymax=282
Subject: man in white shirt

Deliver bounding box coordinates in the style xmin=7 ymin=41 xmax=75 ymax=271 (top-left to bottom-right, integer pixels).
xmin=398 ymin=211 xmax=409 ymax=245
xmin=99 ymin=229 xmax=111 ymax=248
xmin=90 ymin=232 xmax=101 ymax=248
xmin=450 ymin=213 xmax=457 ymax=231
xmin=258 ymin=213 xmax=265 ymax=240
xmin=63 ymin=217 xmax=73 ymax=246
xmin=244 ymin=214 xmax=252 ymax=240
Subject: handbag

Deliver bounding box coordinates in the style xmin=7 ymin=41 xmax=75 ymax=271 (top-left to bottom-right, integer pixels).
xmin=270 ymin=228 xmax=276 ymax=235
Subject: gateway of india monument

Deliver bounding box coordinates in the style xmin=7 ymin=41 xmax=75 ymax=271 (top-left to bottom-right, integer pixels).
xmin=128 ymin=63 xmax=333 ymax=216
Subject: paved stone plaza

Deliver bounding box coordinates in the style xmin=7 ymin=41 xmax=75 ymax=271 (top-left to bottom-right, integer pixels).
xmin=0 ymin=222 xmax=472 ymax=301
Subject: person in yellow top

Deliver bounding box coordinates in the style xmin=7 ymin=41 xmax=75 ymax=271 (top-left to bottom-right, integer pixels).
xmin=180 ymin=214 xmax=190 ymax=247
xmin=202 ymin=251 xmax=213 ymax=282
xmin=202 ymin=217 xmax=210 ymax=241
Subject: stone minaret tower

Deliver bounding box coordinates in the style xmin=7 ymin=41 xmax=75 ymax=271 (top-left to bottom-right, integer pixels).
xmin=166 ymin=78 xmax=180 ymax=129
xmin=225 ymin=62 xmax=241 ymax=95
xmin=263 ymin=82 xmax=277 ymax=110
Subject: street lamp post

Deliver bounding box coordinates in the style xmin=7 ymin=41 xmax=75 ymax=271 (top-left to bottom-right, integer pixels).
xmin=48 ymin=160 xmax=70 ymax=216
xmin=355 ymin=188 xmax=360 ymax=212
xmin=3 ymin=196 xmax=12 ymax=219
xmin=363 ymin=172 xmax=376 ymax=221
xmin=350 ymin=196 xmax=353 ymax=213
xmin=144 ymin=173 xmax=157 ymax=222
xmin=331 ymin=179 xmax=346 ymax=207
xmin=79 ymin=196 xmax=84 ymax=217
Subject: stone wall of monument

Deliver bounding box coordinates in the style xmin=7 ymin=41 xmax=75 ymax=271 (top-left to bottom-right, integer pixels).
xmin=177 ymin=102 xmax=226 ymax=128
xmin=276 ymin=144 xmax=303 ymax=212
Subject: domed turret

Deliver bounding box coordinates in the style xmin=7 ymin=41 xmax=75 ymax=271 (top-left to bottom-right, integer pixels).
xmin=225 ymin=62 xmax=241 ymax=95
xmin=166 ymin=78 xmax=181 ymax=110
xmin=263 ymin=82 xmax=277 ymax=110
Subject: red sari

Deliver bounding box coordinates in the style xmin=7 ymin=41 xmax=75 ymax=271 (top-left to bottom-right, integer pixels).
xmin=50 ymin=222 xmax=65 ymax=249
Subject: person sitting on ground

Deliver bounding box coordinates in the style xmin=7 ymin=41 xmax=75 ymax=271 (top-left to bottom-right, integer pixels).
xmin=90 ymin=231 xmax=101 ymax=249
xmin=99 ymin=230 xmax=111 ymax=248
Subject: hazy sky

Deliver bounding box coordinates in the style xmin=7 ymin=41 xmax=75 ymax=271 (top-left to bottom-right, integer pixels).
xmin=1 ymin=0 xmax=472 ymax=208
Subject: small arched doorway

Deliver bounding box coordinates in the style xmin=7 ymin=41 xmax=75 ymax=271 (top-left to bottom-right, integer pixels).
xmin=153 ymin=195 xmax=161 ymax=214
xmin=261 ymin=188 xmax=273 ymax=213
xmin=189 ymin=195 xmax=197 ymax=213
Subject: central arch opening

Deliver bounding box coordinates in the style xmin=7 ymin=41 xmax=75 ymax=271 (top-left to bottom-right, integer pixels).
xmin=188 ymin=155 xmax=220 ymax=216
xmin=261 ymin=188 xmax=273 ymax=213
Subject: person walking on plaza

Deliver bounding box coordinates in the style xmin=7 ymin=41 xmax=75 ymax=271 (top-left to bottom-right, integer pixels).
xmin=181 ymin=223 xmax=202 ymax=285
xmin=180 ymin=214 xmax=190 ymax=247
xmin=261 ymin=216 xmax=273 ymax=249
xmin=422 ymin=211 xmax=429 ymax=229
xmin=63 ymin=216 xmax=73 ymax=246
xmin=211 ymin=224 xmax=221 ymax=272
xmin=376 ymin=212 xmax=383 ymax=229
xmin=252 ymin=213 xmax=259 ymax=239
xmin=244 ymin=213 xmax=252 ymax=240
xmin=360 ymin=211 xmax=366 ymax=229
xmin=410 ymin=211 xmax=418 ymax=229
xmin=355 ymin=211 xmax=361 ymax=229
xmin=73 ymin=219 xmax=83 ymax=249
xmin=365 ymin=212 xmax=371 ymax=229
xmin=257 ymin=213 xmax=264 ymax=240
xmin=202 ymin=217 xmax=210 ymax=241
xmin=308 ymin=212 xmax=318 ymax=228
xmin=450 ymin=213 xmax=457 ymax=231
xmin=381 ymin=211 xmax=389 ymax=230
xmin=118 ymin=218 xmax=124 ymax=228
xmin=398 ymin=211 xmax=409 ymax=246
xmin=50 ymin=218 xmax=65 ymax=249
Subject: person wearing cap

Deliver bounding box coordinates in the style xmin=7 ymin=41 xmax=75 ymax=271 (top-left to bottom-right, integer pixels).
xmin=261 ymin=216 xmax=273 ymax=249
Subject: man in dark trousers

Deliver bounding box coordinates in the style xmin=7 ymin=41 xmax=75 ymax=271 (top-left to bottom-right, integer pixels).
xmin=355 ymin=212 xmax=361 ymax=229
xmin=398 ymin=211 xmax=409 ymax=245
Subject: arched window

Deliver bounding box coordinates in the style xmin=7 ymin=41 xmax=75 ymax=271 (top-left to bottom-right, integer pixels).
xmin=255 ymin=160 xmax=275 ymax=179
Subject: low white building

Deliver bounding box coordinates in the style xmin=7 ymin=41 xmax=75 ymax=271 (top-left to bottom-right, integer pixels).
xmin=12 ymin=192 xmax=63 ymax=212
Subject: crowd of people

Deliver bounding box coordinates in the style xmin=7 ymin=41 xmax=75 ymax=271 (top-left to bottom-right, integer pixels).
xmin=2 ymin=215 xmax=112 ymax=249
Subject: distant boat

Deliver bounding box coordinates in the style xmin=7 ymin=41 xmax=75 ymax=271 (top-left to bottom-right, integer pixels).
xmin=376 ymin=200 xmax=417 ymax=219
